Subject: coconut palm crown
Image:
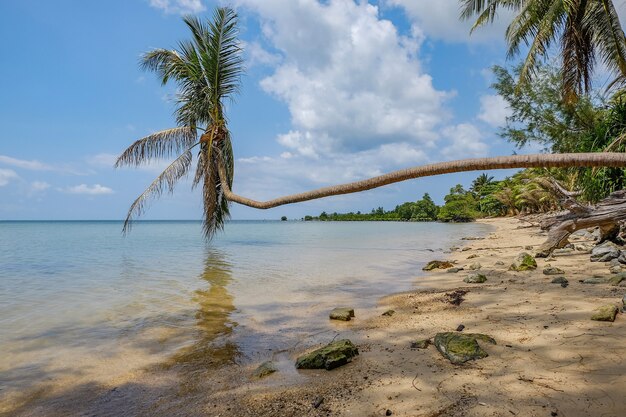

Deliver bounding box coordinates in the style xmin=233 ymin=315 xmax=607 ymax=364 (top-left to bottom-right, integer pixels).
xmin=115 ymin=7 xmax=242 ymax=239
xmin=460 ymin=0 xmax=626 ymax=102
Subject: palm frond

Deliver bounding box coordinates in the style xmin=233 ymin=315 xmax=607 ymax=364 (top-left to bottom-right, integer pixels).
xmin=115 ymin=127 xmax=197 ymax=167
xmin=122 ymin=150 xmax=193 ymax=234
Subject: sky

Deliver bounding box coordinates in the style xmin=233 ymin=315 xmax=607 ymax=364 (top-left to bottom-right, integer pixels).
xmin=1 ymin=0 xmax=622 ymax=221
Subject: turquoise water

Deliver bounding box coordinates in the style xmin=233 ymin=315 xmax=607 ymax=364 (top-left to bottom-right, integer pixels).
xmin=0 ymin=220 xmax=491 ymax=403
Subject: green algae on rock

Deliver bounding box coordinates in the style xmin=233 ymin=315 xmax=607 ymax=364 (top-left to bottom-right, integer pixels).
xmin=423 ymin=260 xmax=454 ymax=271
xmin=253 ymin=361 xmax=278 ymax=378
xmin=329 ymin=307 xmax=355 ymax=321
xmin=434 ymin=332 xmax=496 ymax=364
xmin=591 ymin=304 xmax=619 ymax=322
xmin=509 ymin=252 xmax=537 ymax=271
xmin=295 ymin=339 xmax=359 ymax=370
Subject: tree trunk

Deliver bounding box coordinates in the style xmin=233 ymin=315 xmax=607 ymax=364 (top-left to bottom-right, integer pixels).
xmin=536 ymin=190 xmax=626 ymax=257
xmin=219 ymin=152 xmax=626 ymax=209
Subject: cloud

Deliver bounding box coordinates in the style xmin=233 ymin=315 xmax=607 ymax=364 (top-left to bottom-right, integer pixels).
xmin=87 ymin=153 xmax=118 ymax=167
xmin=30 ymin=181 xmax=51 ymax=192
xmin=387 ymin=0 xmax=515 ymax=44
xmin=64 ymin=184 xmax=114 ymax=195
xmin=0 ymin=168 xmax=18 ymax=186
xmin=440 ymin=123 xmax=489 ymax=160
xmin=477 ymin=94 xmax=512 ymax=128
xmin=241 ymin=41 xmax=281 ymax=67
xmin=148 ymin=0 xmax=205 ymax=14
xmin=237 ymin=0 xmax=449 ymax=157
xmin=0 ymin=155 xmax=54 ymax=171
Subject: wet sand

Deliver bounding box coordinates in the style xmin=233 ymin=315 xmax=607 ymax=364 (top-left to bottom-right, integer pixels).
xmin=3 ymin=217 xmax=625 ymax=417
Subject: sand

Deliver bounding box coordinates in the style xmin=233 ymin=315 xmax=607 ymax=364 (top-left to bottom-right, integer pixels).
xmin=5 ymin=217 xmax=625 ymax=417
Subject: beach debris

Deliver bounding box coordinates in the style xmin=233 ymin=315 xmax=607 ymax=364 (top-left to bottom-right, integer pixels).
xmin=456 ymin=324 xmax=465 ymax=332
xmin=434 ymin=332 xmax=496 ymax=364
xmin=590 ymin=304 xmax=619 ymax=322
xmin=295 ymin=339 xmax=359 ymax=370
xmin=410 ymin=339 xmax=431 ymax=349
xmin=382 ymin=309 xmax=395 ymax=317
xmin=609 ymin=273 xmax=626 ymax=286
xmin=590 ymin=242 xmax=621 ymax=262
xmin=253 ymin=361 xmax=278 ymax=378
xmin=445 ymin=290 xmax=467 ymax=306
xmin=464 ymin=273 xmax=487 ymax=284
xmin=329 ymin=307 xmax=355 ymax=321
xmin=312 ymin=396 xmax=324 ymax=409
xmin=447 ymin=267 xmax=464 ymax=273
xmin=469 ymin=262 xmax=482 ymax=270
xmin=467 ymin=254 xmax=479 ymax=259
xmin=423 ymin=260 xmax=454 ymax=271
xmin=543 ymin=266 xmax=565 ymax=275
xmin=580 ymin=277 xmax=608 ymax=284
xmin=509 ymin=252 xmax=537 ymax=271
xmin=550 ymin=277 xmax=569 ymax=285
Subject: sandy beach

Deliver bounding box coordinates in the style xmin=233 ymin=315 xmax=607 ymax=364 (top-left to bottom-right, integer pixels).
xmin=5 ymin=217 xmax=625 ymax=417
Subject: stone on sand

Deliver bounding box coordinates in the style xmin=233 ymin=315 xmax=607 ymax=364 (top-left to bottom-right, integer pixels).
xmin=295 ymin=339 xmax=359 ymax=370
xmin=434 ymin=332 xmax=496 ymax=365
xmin=590 ymin=304 xmax=619 ymax=322
xmin=329 ymin=307 xmax=355 ymax=321
xmin=509 ymin=252 xmax=537 ymax=271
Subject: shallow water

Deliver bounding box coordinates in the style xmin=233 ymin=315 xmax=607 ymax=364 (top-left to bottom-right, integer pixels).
xmin=0 ymin=220 xmax=491 ymax=405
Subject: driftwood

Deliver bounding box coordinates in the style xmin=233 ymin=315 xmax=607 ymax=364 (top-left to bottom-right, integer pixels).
xmin=537 ymin=190 xmax=626 ymax=257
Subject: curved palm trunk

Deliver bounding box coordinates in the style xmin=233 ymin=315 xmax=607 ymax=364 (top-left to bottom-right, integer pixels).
xmin=219 ymin=152 xmax=626 ymax=209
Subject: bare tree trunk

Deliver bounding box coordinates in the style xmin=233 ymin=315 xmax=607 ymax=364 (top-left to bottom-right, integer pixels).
xmin=219 ymin=152 xmax=626 ymax=209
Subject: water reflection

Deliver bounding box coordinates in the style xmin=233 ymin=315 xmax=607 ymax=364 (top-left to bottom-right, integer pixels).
xmin=167 ymin=248 xmax=239 ymax=372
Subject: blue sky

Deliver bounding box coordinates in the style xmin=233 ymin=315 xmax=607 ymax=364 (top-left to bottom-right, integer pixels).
xmin=0 ymin=0 xmax=543 ymax=220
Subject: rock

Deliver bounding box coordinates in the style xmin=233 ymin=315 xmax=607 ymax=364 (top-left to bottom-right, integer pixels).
xmin=469 ymin=262 xmax=482 ymax=270
xmin=312 ymin=397 xmax=324 ymax=409
xmin=295 ymin=339 xmax=359 ymax=370
xmin=495 ymin=261 xmax=505 ymax=266
xmin=609 ymin=265 xmax=623 ymax=274
xmin=447 ymin=267 xmax=464 ymax=273
xmin=381 ymin=309 xmax=395 ymax=317
xmin=423 ymin=260 xmax=455 ymax=271
xmin=464 ymin=273 xmax=487 ymax=284
xmin=509 ymin=252 xmax=537 ymax=271
xmin=386 ymin=410 xmax=393 ymax=416
xmin=434 ymin=332 xmax=496 ymax=365
xmin=590 ymin=242 xmax=621 ymax=262
xmin=610 ymin=258 xmax=621 ymax=267
xmin=618 ymin=251 xmax=626 ymax=264
xmin=410 ymin=339 xmax=431 ymax=349
xmin=467 ymin=254 xmax=479 ymax=259
xmin=553 ymin=248 xmax=574 ymax=255
xmin=461 ymin=247 xmax=471 ymax=252
xmin=622 ymin=295 xmax=626 ymax=312
xmin=329 ymin=307 xmax=355 ymax=321
xmin=525 ymin=245 xmax=533 ymax=250
xmin=550 ymin=277 xmax=569 ymax=285
xmin=609 ymin=274 xmax=626 ymax=286
xmin=543 ymin=267 xmax=565 ymax=275
xmin=456 ymin=324 xmax=465 ymax=332
xmin=546 ymin=256 xmax=557 ymax=261
xmin=253 ymin=361 xmax=278 ymax=378
xmin=581 ymin=277 xmax=608 ymax=284
xmin=590 ymin=304 xmax=619 ymax=322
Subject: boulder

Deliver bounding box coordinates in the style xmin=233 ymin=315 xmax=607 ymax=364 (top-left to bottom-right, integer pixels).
xmin=550 ymin=277 xmax=569 ymax=285
xmin=410 ymin=339 xmax=431 ymax=349
xmin=509 ymin=252 xmax=537 ymax=271
xmin=434 ymin=332 xmax=496 ymax=364
xmin=469 ymin=262 xmax=482 ymax=271
xmin=590 ymin=305 xmax=619 ymax=322
xmin=253 ymin=361 xmax=278 ymax=378
xmin=295 ymin=339 xmax=359 ymax=370
xmin=423 ymin=260 xmax=454 ymax=271
xmin=590 ymin=242 xmax=621 ymax=262
xmin=464 ymin=273 xmax=487 ymax=284
xmin=329 ymin=307 xmax=355 ymax=321
xmin=543 ymin=267 xmax=565 ymax=275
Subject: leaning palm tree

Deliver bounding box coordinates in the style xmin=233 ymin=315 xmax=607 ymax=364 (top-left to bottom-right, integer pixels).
xmin=460 ymin=0 xmax=626 ymax=102
xmin=116 ymin=8 xmax=242 ymax=238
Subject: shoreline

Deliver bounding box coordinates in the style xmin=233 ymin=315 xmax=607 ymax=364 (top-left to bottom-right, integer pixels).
xmin=4 ymin=217 xmax=625 ymax=416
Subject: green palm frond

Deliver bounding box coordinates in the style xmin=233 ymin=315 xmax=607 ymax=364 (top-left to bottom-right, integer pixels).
xmin=115 ymin=127 xmax=197 ymax=167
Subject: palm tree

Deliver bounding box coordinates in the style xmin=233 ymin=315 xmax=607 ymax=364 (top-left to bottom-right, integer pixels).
xmin=471 ymin=173 xmax=495 ymax=194
xmin=460 ymin=0 xmax=626 ymax=102
xmin=115 ymin=7 xmax=242 ymax=238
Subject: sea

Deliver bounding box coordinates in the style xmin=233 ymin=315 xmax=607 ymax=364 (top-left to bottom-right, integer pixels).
xmin=0 ymin=220 xmax=492 ymax=407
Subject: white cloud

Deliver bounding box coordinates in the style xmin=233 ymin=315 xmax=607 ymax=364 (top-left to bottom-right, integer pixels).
xmin=440 ymin=123 xmax=489 ymax=160
xmin=242 ymin=40 xmax=281 ymax=67
xmin=387 ymin=0 xmax=515 ymax=44
xmin=238 ymin=0 xmax=449 ymax=157
xmin=87 ymin=153 xmax=118 ymax=167
xmin=30 ymin=181 xmax=51 ymax=192
xmin=0 ymin=155 xmax=54 ymax=171
xmin=64 ymin=184 xmax=114 ymax=195
xmin=477 ymin=94 xmax=512 ymax=127
xmin=148 ymin=0 xmax=205 ymax=14
xmin=0 ymin=168 xmax=18 ymax=186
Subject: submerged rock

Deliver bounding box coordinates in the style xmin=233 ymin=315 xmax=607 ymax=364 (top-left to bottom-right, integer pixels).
xmin=464 ymin=273 xmax=487 ymax=284
xmin=434 ymin=332 xmax=496 ymax=364
xmin=410 ymin=339 xmax=431 ymax=349
xmin=591 ymin=304 xmax=619 ymax=322
xmin=295 ymin=339 xmax=359 ymax=370
xmin=509 ymin=252 xmax=537 ymax=271
xmin=423 ymin=260 xmax=455 ymax=271
xmin=253 ymin=361 xmax=278 ymax=378
xmin=543 ymin=267 xmax=565 ymax=275
xmin=329 ymin=307 xmax=355 ymax=321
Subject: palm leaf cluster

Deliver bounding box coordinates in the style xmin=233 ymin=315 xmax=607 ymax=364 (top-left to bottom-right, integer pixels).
xmin=461 ymin=0 xmax=626 ymax=101
xmin=116 ymin=8 xmax=242 ymax=238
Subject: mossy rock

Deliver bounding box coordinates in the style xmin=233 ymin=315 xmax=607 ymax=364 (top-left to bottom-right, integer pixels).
xmin=609 ymin=273 xmax=626 ymax=286
xmin=434 ymin=332 xmax=496 ymax=365
xmin=509 ymin=252 xmax=537 ymax=271
xmin=591 ymin=304 xmax=619 ymax=322
xmin=581 ymin=277 xmax=608 ymax=284
xmin=295 ymin=339 xmax=359 ymax=370
xmin=253 ymin=361 xmax=277 ymax=378
xmin=543 ymin=267 xmax=564 ymax=275
xmin=469 ymin=262 xmax=482 ymax=271
xmin=464 ymin=273 xmax=487 ymax=283
xmin=423 ymin=260 xmax=454 ymax=271
xmin=329 ymin=307 xmax=355 ymax=321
